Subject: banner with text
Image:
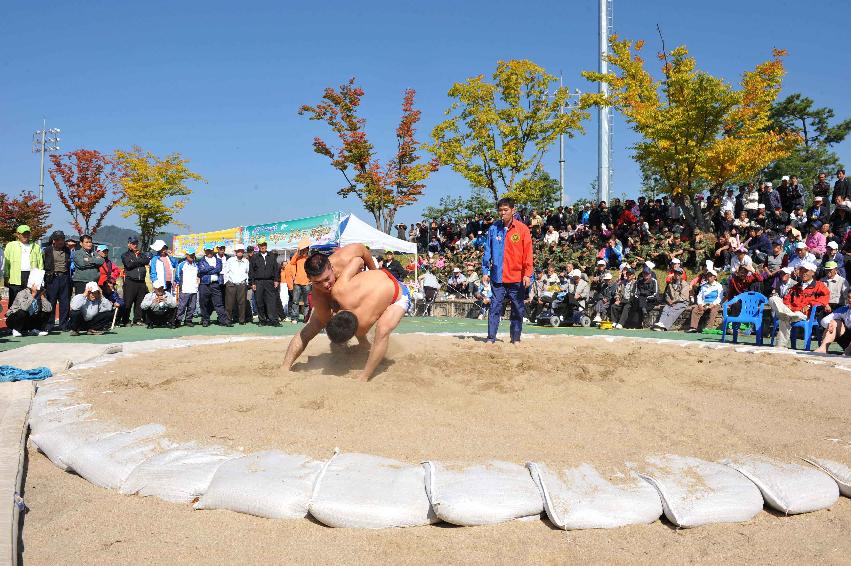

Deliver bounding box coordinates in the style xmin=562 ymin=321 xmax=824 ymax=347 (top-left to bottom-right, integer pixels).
xmin=242 ymin=212 xmax=342 ymax=250
xmin=172 ymin=227 xmax=243 ymax=256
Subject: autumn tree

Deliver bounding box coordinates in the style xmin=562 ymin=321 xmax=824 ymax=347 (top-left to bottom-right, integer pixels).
xmin=430 ymin=60 xmax=588 ymax=205
xmin=49 ymin=149 xmax=122 ymax=237
xmin=582 ymin=37 xmax=799 ymax=230
xmin=299 ymin=80 xmax=438 ymax=233
xmin=764 ymin=93 xmax=851 ymax=185
xmin=113 ymin=147 xmax=205 ymax=249
xmin=0 ymin=191 xmax=51 ymax=243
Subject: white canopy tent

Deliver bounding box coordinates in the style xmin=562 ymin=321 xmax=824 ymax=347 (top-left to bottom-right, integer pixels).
xmin=337 ymin=213 xmax=417 ymax=254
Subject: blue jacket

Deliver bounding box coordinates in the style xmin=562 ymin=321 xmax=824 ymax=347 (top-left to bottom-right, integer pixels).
xmin=149 ymin=255 xmax=178 ymax=287
xmin=604 ymin=242 xmax=624 ymax=265
xmin=196 ymin=256 xmax=223 ymax=285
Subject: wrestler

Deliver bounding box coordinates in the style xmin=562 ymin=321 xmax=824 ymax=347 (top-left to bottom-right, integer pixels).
xmin=282 ymin=254 xmax=409 ymax=381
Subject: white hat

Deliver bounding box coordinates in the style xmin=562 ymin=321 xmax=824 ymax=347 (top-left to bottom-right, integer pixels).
xmin=670 ymin=258 xmax=681 ymax=264
xmin=801 ymin=261 xmax=817 ymax=272
xmin=569 ymin=269 xmax=582 ymax=277
xmin=814 ymin=196 xmax=823 ymax=201
xmin=707 ymin=269 xmax=718 ymax=276
xmin=596 ymin=259 xmax=606 ymax=266
xmin=84 ymin=281 xmax=100 ymax=293
xmin=782 ymin=175 xmax=790 ymax=181
xmin=758 ymin=203 xmax=766 ymax=209
xmin=453 ymin=267 xmax=461 ymax=273
xmin=150 ymin=239 xmax=167 ymax=251
xmin=766 ymin=181 xmax=773 ymax=187
xmin=224 ymin=246 xmax=234 ymax=255
xmin=828 ymin=241 xmax=839 ymax=249
xmin=781 ymin=266 xmax=794 ymax=274
xmin=26 ymin=269 xmax=45 ymax=290
xmin=235 ymin=242 xmax=246 ymax=251
xmin=603 ymin=272 xmax=612 ymax=280
xmin=795 ymin=242 xmax=807 ymax=249
xmin=153 ymin=282 xmax=165 ymax=289
xmin=705 ymin=260 xmax=714 ymax=270
xmin=644 ymin=260 xmax=655 ymax=270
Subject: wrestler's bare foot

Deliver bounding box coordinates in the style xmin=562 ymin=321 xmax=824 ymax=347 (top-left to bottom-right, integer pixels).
xmin=356 ymin=372 xmax=370 ymax=382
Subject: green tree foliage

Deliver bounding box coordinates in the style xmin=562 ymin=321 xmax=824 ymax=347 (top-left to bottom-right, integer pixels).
xmin=430 ymin=60 xmax=588 ymax=205
xmin=764 ymin=93 xmax=851 ymax=184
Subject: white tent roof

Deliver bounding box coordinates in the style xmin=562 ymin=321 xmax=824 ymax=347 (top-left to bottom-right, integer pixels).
xmin=338 ymin=213 xmax=417 ymax=254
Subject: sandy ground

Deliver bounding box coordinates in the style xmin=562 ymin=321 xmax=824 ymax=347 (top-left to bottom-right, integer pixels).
xmin=21 ymin=334 xmax=851 ymax=564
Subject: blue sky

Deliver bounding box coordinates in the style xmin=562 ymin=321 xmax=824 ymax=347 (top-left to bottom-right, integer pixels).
xmin=1 ymin=0 xmax=848 ymax=235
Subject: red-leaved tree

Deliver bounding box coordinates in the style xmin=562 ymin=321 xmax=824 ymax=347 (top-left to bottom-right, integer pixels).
xmin=49 ymin=149 xmax=122 ymax=237
xmin=0 ymin=191 xmax=52 ymax=243
xmin=299 ymin=79 xmax=438 ymax=233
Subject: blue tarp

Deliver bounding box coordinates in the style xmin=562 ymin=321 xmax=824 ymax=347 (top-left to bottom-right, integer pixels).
xmin=0 ymin=365 xmax=52 ymax=382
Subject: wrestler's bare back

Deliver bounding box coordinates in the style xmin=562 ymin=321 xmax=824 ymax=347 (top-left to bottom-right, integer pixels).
xmin=330 ymin=269 xmax=396 ymax=337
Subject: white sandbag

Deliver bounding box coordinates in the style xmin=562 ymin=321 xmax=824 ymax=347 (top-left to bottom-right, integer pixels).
xmin=29 ymin=420 xmax=114 ymax=471
xmin=723 ymin=455 xmax=839 ymax=514
xmin=527 ymin=462 xmax=662 ymax=530
xmin=120 ymin=444 xmax=236 ymax=503
xmin=28 ymin=403 xmax=93 ymax=435
xmin=63 ymin=424 xmax=169 ymax=489
xmin=309 ymin=452 xmax=437 ymax=529
xmin=639 ymin=455 xmax=764 ymax=528
xmin=195 ymin=451 xmax=324 ymax=519
xmin=803 ymin=458 xmax=851 ymax=497
xmin=423 ymin=461 xmax=543 ymax=526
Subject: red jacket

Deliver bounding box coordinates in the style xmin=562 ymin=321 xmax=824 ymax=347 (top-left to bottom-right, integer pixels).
xmin=727 ymin=272 xmax=763 ymax=300
xmin=783 ymin=280 xmax=829 ymax=315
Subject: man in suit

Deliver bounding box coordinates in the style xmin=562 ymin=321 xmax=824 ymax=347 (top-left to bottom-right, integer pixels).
xmin=834 ymin=169 xmax=851 ymax=206
xmin=249 ymin=239 xmax=280 ymax=326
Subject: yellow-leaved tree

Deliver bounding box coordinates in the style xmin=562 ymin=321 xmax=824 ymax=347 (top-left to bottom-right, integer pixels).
xmin=113 ymin=147 xmax=205 ymax=249
xmin=582 ymin=37 xmax=800 ymax=230
xmin=430 ymin=60 xmax=588 ymax=206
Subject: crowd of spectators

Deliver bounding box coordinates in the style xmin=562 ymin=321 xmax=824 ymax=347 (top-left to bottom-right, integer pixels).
xmin=394 ymin=169 xmax=851 ymax=349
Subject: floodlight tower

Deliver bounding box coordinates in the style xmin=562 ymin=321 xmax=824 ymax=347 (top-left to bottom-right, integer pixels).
xmin=598 ymin=0 xmax=613 ymax=204
xmin=32 ymin=119 xmax=61 ymax=202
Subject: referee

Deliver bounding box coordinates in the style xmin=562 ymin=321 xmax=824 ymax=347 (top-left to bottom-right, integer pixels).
xmin=481 ymin=197 xmax=533 ymax=343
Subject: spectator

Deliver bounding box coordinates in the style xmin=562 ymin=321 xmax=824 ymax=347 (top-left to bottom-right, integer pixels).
xmin=769 ymin=261 xmax=829 ymax=348
xmin=69 ymin=281 xmax=115 ymax=336
xmin=197 ymin=244 xmax=232 ymax=328
xmin=42 ymin=231 xmax=72 ymax=332
xmin=813 ymin=173 xmax=832 ymax=211
xmin=820 ymin=240 xmax=846 ymax=279
xmin=6 ymin=270 xmax=51 ymax=337
xmin=465 ymin=266 xmax=480 ymax=296
xmin=730 ymin=246 xmax=753 ymax=273
xmin=652 ymin=265 xmax=690 ymax=331
xmin=787 ymin=175 xmax=806 ymax=212
xmin=686 ymin=269 xmax=723 ymax=333
xmin=721 ymin=188 xmax=736 ymax=213
xmin=833 ymin=168 xmax=850 ymax=205
xmin=788 ymin=241 xmax=816 ymax=270
xmin=284 ymin=240 xmax=309 ymax=324
xmin=543 ymin=225 xmax=559 ymax=246
xmin=97 ymin=245 xmax=120 ymax=295
xmin=816 ymin=288 xmax=851 ymax=354
xmin=808 ymin=196 xmax=829 ymax=223
xmin=591 ymin=272 xmax=618 ymax=323
xmin=610 ymin=267 xmax=636 ymax=329
xmin=446 ymin=267 xmax=467 ymax=296
xmin=475 ymin=277 xmax=493 ymax=320
xmin=773 ymin=266 xmax=797 ymax=297
xmin=4 ymin=225 xmax=44 ymax=302
xmin=820 ymin=261 xmax=848 ymax=313
xmin=175 ymin=250 xmax=199 ymax=327
xmin=71 ymin=234 xmax=104 ymax=295
xmin=149 ymin=240 xmax=178 ymax=292
xmin=726 ymin=264 xmax=763 ymax=300
xmin=380 ymin=250 xmax=406 ymax=281
xmin=419 ymin=266 xmax=440 ymax=314
xmin=140 ymin=283 xmax=177 ymax=328
xmin=120 ymin=236 xmax=150 ymax=327
xmin=225 ymin=243 xmax=250 ymax=324
xmin=805 ymin=221 xmax=827 ymax=258
xmin=565 ymin=269 xmax=590 ymax=311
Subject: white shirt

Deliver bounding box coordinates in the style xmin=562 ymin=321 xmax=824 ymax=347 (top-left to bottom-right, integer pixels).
xmin=730 ymin=254 xmax=753 ymax=272
xmin=544 ymin=230 xmax=559 ymax=245
xmin=20 ymin=243 xmax=31 ymax=272
xmin=420 ymin=272 xmax=439 ymax=289
xmin=225 ymin=256 xmax=249 ymax=284
xmin=787 ymin=252 xmax=816 ymax=270
xmin=179 ymin=262 xmax=199 ymax=294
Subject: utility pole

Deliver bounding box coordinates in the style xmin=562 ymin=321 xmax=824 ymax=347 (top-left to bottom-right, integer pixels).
xmin=598 ymin=0 xmax=613 ymax=204
xmin=558 ymin=75 xmax=565 ymax=207
xmin=32 ymin=119 xmax=61 ymax=202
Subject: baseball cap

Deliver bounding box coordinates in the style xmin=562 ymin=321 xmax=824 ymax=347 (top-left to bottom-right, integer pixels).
xmin=671 ymin=258 xmax=681 ymax=264
xmin=782 ymin=175 xmax=790 ymax=181
xmin=257 ymin=238 xmax=268 ymax=246
xmin=814 ymin=196 xmax=823 ymax=201
xmin=766 ymin=181 xmax=773 ymax=187
xmin=453 ymin=267 xmax=461 ymax=273
xmin=781 ymin=266 xmax=794 ymax=274
xmin=128 ymin=236 xmax=139 ymax=244
xmin=16 ymin=225 xmax=30 ymax=234
xmin=644 ymin=260 xmax=655 ymax=270
xmin=801 ymin=261 xmax=817 ymax=272
xmin=602 ymin=272 xmax=612 ymax=280
xmin=795 ymin=242 xmax=807 ymax=249
xmin=84 ymin=281 xmax=100 ymax=293
xmin=825 ymin=261 xmax=839 ymax=270
xmin=827 ymin=241 xmax=839 ymax=249
xmin=96 ymin=244 xmax=109 ymax=252
xmin=153 ymin=282 xmax=165 ymax=289
xmin=596 ymin=259 xmax=606 ymax=266
xmin=758 ymin=203 xmax=766 ymax=209
xmin=569 ymin=269 xmax=581 ymax=277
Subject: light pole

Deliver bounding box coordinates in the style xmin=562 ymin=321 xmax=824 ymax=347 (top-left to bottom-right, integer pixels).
xmin=553 ymin=78 xmax=583 ymax=207
xmin=32 ymin=119 xmax=61 ymax=202
xmin=598 ymin=0 xmax=614 ymax=204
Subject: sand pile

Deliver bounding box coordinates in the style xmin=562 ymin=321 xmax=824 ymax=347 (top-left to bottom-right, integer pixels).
xmin=22 ymin=334 xmax=851 ymax=564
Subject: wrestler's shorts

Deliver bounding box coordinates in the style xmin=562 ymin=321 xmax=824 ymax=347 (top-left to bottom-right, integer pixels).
xmin=393 ymin=283 xmax=411 ymax=313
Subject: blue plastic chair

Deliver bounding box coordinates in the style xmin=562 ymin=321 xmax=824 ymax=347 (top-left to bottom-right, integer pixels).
xmin=721 ymin=291 xmax=768 ymax=346
xmin=770 ymin=304 xmax=825 ymax=350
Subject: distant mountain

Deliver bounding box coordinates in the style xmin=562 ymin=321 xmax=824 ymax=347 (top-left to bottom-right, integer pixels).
xmin=93 ymin=225 xmax=176 ymax=251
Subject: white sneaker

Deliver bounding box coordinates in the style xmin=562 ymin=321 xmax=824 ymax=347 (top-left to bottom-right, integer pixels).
xmin=11 ymin=329 xmax=22 ymax=338
xmin=477 ymin=314 xmax=484 ymax=320
xmin=613 ymin=323 xmax=623 ymax=329
xmin=37 ymin=331 xmax=48 ymax=337
xmin=593 ymin=314 xmax=602 ymax=323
